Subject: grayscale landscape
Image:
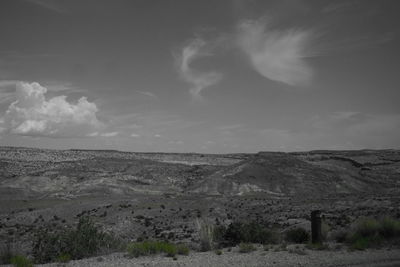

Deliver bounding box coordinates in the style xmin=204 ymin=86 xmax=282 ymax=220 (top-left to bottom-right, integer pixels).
xmin=1 ymin=0 xmax=400 ymax=266
xmin=1 ymin=147 xmax=400 ymax=266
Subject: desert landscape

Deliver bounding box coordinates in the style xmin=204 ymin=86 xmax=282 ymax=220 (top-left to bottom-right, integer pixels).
xmin=1 ymin=1 xmax=400 ymax=266
xmin=0 ymin=146 xmax=399 ymax=266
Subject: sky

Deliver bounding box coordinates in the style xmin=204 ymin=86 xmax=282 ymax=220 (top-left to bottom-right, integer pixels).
xmin=0 ymin=0 xmax=399 ymax=153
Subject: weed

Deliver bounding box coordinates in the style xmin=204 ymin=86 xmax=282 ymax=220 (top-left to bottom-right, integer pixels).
xmin=56 ymin=253 xmax=71 ymax=263
xmin=238 ymin=243 xmax=256 ymax=253
xmin=215 ymin=249 xmax=222 ymax=255
xmin=176 ymin=244 xmax=189 ymax=255
xmin=10 ymin=255 xmax=33 ymax=267
xmin=126 ymin=241 xmax=187 ymax=258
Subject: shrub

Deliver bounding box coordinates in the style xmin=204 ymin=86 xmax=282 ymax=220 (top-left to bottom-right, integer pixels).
xmin=353 ymin=218 xmax=380 ymax=238
xmin=238 ymin=243 xmax=256 ymax=253
xmin=379 ymin=217 xmax=400 ymax=239
xmin=126 ymin=241 xmax=187 ymax=258
xmin=10 ymin=255 xmax=33 ymax=267
xmin=176 ymin=244 xmax=189 ymax=255
xmin=32 ymin=216 xmax=120 ymax=263
xmin=285 ymin=228 xmax=310 ymax=244
xmin=215 ymin=249 xmax=222 ymax=255
xmin=163 ymin=244 xmax=177 ymax=257
xmin=224 ymin=222 xmax=278 ymax=246
xmin=346 ymin=218 xmax=383 ymax=250
xmin=213 ymin=225 xmax=227 ymax=244
xmin=56 ymin=253 xmax=71 ymax=263
xmin=332 ymin=229 xmax=348 ymax=243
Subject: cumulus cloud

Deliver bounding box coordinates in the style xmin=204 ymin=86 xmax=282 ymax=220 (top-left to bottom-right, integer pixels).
xmin=177 ymin=38 xmax=222 ymax=99
xmin=237 ymin=18 xmax=314 ymax=86
xmin=4 ymin=82 xmax=101 ymax=137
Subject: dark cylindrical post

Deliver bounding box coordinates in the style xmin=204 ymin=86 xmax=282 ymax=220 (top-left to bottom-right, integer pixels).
xmin=311 ymin=210 xmax=322 ymax=244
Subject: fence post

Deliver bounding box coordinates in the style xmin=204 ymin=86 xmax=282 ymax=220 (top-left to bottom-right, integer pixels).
xmin=311 ymin=210 xmax=322 ymax=244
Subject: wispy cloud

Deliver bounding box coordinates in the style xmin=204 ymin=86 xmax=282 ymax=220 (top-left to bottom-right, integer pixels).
xmin=135 ymin=91 xmax=157 ymax=98
xmin=236 ymin=18 xmax=314 ymax=86
xmin=176 ymin=38 xmax=222 ymax=99
xmin=25 ymin=0 xmax=67 ymax=13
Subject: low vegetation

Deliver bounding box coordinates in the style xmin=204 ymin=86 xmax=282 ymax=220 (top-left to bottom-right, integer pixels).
xmin=285 ymin=228 xmax=310 ymax=244
xmin=345 ymin=217 xmax=400 ymax=250
xmin=197 ymin=219 xmax=215 ymax=251
xmin=0 ymin=243 xmax=14 ymax=265
xmin=10 ymin=255 xmax=33 ymax=267
xmin=32 ymin=216 xmax=121 ymax=264
xmin=126 ymin=241 xmax=189 ymax=258
xmin=215 ymin=222 xmax=279 ymax=247
xmin=238 ymin=243 xmax=256 ymax=253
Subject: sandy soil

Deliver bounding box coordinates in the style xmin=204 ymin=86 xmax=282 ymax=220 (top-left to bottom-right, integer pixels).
xmin=36 ymin=248 xmax=400 ymax=267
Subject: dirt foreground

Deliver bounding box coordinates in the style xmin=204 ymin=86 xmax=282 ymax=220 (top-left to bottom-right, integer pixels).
xmin=36 ymin=247 xmax=400 ymax=267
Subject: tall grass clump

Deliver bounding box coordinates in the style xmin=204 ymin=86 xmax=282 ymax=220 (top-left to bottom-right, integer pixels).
xmin=32 ymin=216 xmax=120 ymax=263
xmin=10 ymin=255 xmax=33 ymax=267
xmin=196 ymin=218 xmax=215 ymax=251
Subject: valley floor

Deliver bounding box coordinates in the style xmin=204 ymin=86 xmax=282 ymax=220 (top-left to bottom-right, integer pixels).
xmin=36 ymin=247 xmax=400 ymax=267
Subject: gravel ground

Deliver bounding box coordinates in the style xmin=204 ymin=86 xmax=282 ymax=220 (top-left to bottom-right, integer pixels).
xmin=36 ymin=247 xmax=400 ymax=267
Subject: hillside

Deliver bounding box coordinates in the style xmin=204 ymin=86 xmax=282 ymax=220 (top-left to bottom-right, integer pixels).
xmin=0 ymin=147 xmax=399 ymax=199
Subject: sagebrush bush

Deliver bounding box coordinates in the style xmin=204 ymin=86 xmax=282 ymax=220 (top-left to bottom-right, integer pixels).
xmin=32 ymin=216 xmax=120 ymax=263
xmin=285 ymin=228 xmax=310 ymax=244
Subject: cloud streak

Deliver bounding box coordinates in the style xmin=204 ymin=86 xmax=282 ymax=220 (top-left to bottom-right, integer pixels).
xmin=236 ymin=18 xmax=314 ymax=86
xmin=4 ymin=82 xmax=101 ymax=137
xmin=177 ymin=38 xmax=222 ymax=99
